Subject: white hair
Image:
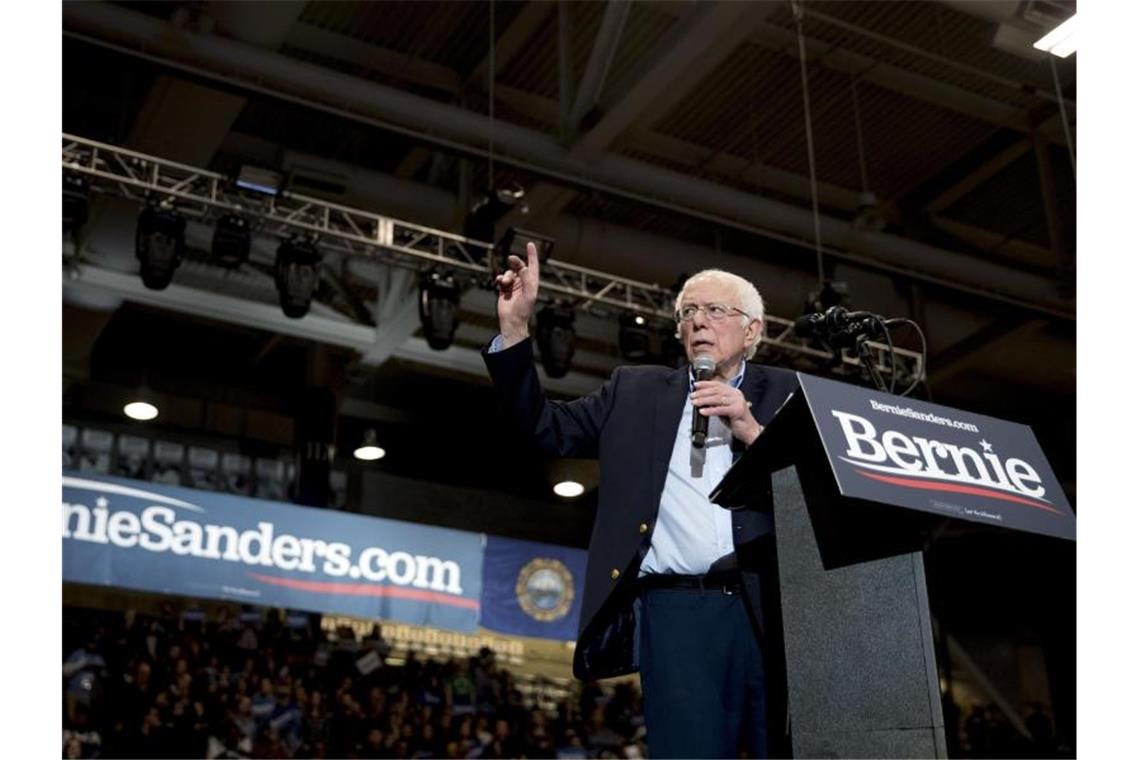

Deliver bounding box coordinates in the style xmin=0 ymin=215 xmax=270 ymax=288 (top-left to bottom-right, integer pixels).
xmin=674 ymin=269 xmax=766 ymax=360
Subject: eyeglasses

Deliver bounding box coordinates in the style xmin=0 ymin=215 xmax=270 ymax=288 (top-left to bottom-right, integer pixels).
xmin=674 ymin=302 xmax=752 ymax=323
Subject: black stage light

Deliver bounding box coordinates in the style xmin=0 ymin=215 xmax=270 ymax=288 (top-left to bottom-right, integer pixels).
xmin=419 ymin=270 xmax=461 ymax=350
xmin=136 ymin=204 xmax=186 ymax=291
xmin=63 ymin=172 xmax=89 ymax=234
xmin=618 ymin=313 xmax=652 ymax=362
xmin=463 ymin=183 xmax=526 ymax=243
xmin=211 ymin=214 xmax=251 ymax=269
xmin=536 ymin=305 xmax=576 ymax=378
xmin=275 ymin=237 xmax=322 ymax=319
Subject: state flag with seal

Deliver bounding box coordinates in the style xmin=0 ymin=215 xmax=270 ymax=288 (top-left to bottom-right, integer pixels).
xmin=480 ymin=535 xmax=586 ymax=641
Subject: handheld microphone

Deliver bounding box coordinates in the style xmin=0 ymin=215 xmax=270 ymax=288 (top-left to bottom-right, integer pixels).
xmin=691 ymin=355 xmax=716 ymax=448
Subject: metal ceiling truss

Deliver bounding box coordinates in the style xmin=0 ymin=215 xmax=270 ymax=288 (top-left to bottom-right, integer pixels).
xmin=62 ymin=133 xmax=923 ymax=385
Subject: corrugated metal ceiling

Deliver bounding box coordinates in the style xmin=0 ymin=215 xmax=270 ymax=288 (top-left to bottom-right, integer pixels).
xmin=95 ymin=0 xmax=1074 ymax=276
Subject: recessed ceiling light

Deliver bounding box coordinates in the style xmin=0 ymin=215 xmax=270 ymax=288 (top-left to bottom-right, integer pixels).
xmin=553 ymin=480 xmax=585 ymax=498
xmin=123 ymin=401 xmax=159 ymax=421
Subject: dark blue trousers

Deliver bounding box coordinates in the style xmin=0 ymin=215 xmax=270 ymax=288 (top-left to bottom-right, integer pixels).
xmin=638 ymin=586 xmax=768 ymax=758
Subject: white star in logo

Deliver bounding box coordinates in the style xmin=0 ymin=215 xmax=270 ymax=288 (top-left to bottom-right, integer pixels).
xmin=95 ymin=496 xmax=109 ymax=508
xmin=979 ymin=440 xmax=993 ymax=453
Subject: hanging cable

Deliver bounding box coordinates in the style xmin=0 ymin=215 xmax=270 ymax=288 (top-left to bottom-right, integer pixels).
xmin=874 ymin=316 xmax=896 ymax=394
xmin=792 ymin=0 xmax=826 ymax=287
xmin=884 ymin=318 xmax=928 ymax=397
xmin=487 ymin=0 xmax=496 ymax=191
xmin=1048 ymin=56 xmax=1076 ymax=173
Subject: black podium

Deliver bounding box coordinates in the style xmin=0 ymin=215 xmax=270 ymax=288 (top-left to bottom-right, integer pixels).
xmin=712 ymin=373 xmax=1075 ymax=758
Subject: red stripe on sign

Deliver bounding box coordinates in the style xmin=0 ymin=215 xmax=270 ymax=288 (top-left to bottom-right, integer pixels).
xmin=247 ymin=572 xmax=480 ymax=610
xmin=853 ymin=470 xmax=1062 ymax=514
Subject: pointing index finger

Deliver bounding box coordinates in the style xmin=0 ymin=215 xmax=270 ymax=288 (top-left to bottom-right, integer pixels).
xmin=525 ymin=241 xmax=540 ymax=286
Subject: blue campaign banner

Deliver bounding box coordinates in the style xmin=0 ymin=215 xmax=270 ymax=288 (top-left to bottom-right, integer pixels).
xmin=62 ymin=471 xmax=482 ymax=632
xmin=479 ymin=535 xmax=587 ymax=641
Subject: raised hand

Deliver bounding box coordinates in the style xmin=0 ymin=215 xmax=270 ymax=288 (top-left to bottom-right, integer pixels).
xmin=494 ymin=241 xmax=540 ymax=349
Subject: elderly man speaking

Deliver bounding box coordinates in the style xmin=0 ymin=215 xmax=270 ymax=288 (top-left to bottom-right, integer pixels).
xmin=483 ymin=242 xmax=798 ymax=758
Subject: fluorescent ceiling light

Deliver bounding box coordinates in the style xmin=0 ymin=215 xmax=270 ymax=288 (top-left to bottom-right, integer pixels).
xmin=123 ymin=401 xmax=159 ymax=421
xmin=553 ymin=480 xmax=585 ymax=498
xmin=1033 ymin=15 xmax=1076 ymax=58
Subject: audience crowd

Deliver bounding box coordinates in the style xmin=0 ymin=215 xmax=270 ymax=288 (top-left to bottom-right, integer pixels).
xmin=62 ymin=605 xmax=646 ymax=759
xmin=63 ymin=603 xmax=1071 ymax=758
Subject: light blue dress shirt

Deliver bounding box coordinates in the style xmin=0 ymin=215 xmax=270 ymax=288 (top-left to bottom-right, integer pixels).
xmin=639 ymin=362 xmax=744 ymax=576
xmin=488 ymin=334 xmax=744 ymax=576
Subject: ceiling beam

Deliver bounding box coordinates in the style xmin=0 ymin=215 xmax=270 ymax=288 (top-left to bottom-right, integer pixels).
xmin=925 ymin=141 xmax=1033 ymax=214
xmin=286 ymin=23 xmax=461 ymax=94
xmin=508 ymin=2 xmax=776 ymax=228
xmin=927 ymin=217 xmax=1053 ymax=269
xmin=567 ymin=0 xmax=632 ymax=133
xmin=633 ymin=131 xmax=862 ymax=211
xmin=466 ymin=1 xmax=556 ymax=91
xmin=652 ymin=0 xmax=1073 ymax=145
xmin=754 ymin=21 xmax=1031 ymax=132
xmin=275 ymin=20 xmax=1039 ymax=239
xmin=926 ymin=316 xmax=1048 ymax=384
xmin=571 ymin=1 xmax=773 ymax=159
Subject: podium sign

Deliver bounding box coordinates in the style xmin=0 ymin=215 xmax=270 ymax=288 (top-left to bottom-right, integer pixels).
xmin=799 ymin=374 xmax=1075 ymax=541
xmin=708 ymin=372 xmax=1075 ymax=757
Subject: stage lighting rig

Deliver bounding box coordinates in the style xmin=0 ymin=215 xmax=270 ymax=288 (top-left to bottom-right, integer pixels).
xmin=211 ymin=214 xmax=252 ymax=269
xmin=536 ymin=304 xmax=576 ymax=378
xmin=463 ymin=182 xmax=526 ymax=243
xmin=618 ymin=313 xmax=652 ymax=362
xmin=275 ymin=236 xmax=322 ymax=319
xmin=63 ymin=172 xmax=89 ymax=235
xmin=135 ymin=203 xmax=186 ymax=291
xmin=419 ymin=270 xmax=461 ymax=350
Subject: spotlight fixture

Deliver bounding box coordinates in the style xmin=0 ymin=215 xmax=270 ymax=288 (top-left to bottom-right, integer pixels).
xmin=353 ymin=429 xmax=386 ymax=461
xmin=211 ymin=214 xmax=251 ymax=269
xmin=136 ymin=203 xmax=186 ymax=291
xmin=63 ymin=172 xmax=89 ymax=234
xmin=553 ymin=480 xmax=585 ymax=498
xmin=463 ymin=183 xmax=526 ymax=243
xmin=235 ymin=164 xmax=284 ymax=197
xmin=535 ymin=304 xmax=576 ymax=379
xmin=274 ymin=237 xmax=322 ymax=319
xmin=618 ymin=313 xmax=652 ymax=362
xmin=419 ymin=271 xmax=461 ymax=350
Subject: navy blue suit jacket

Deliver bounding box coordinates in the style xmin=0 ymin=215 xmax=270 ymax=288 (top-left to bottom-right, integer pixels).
xmin=483 ymin=339 xmax=800 ymax=679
